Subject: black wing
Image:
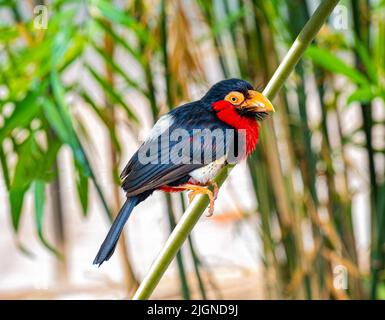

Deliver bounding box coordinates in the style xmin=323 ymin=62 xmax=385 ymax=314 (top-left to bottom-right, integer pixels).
xmin=120 ymin=101 xmax=237 ymax=197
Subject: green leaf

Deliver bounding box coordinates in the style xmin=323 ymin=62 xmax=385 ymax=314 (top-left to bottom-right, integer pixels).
xmin=80 ymin=90 xmax=109 ymax=123
xmin=49 ymin=74 xmax=113 ymax=220
xmin=354 ymin=38 xmax=378 ymax=84
xmin=80 ymin=90 xmax=122 ymax=156
xmin=59 ymin=33 xmax=85 ymax=72
xmin=85 ymin=64 xmax=139 ymax=122
xmin=50 ymin=72 xmax=76 ymax=137
xmin=347 ymin=86 xmax=376 ymax=105
xmin=39 ymin=137 xmax=62 ymax=181
xmin=0 ymin=145 xmax=10 ymax=189
xmin=0 ymin=25 xmax=18 ymax=42
xmin=43 ymin=99 xmax=71 ymax=143
xmin=94 ymin=19 xmax=145 ymax=66
xmin=74 ymin=160 xmax=89 ymax=216
xmin=92 ymin=0 xmax=152 ymax=45
xmin=52 ymin=26 xmax=73 ymax=67
xmin=0 ymin=90 xmax=41 ymax=143
xmin=92 ymin=42 xmax=148 ymax=96
xmin=9 ymin=187 xmax=28 ymax=231
xmin=34 ymin=180 xmax=62 ymax=257
xmin=306 ymin=46 xmax=369 ymax=85
xmin=8 ymin=129 xmax=60 ymax=232
xmin=50 ymin=72 xmax=88 ymax=169
xmin=9 ymin=134 xmax=42 ymax=230
xmin=11 ymin=134 xmax=42 ymax=189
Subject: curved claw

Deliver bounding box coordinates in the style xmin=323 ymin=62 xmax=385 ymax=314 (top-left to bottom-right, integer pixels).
xmin=181 ymin=184 xmax=217 ymax=217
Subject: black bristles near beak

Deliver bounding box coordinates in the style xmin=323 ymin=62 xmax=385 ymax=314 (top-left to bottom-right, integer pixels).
xmin=236 ymin=109 xmax=269 ymax=121
xmin=255 ymin=111 xmax=269 ymax=121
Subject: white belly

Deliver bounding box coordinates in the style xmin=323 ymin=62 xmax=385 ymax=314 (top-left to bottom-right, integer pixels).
xmin=189 ymin=157 xmax=226 ymax=184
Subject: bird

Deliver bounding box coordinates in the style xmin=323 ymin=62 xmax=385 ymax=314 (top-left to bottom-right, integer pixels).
xmin=93 ymin=78 xmax=275 ymax=266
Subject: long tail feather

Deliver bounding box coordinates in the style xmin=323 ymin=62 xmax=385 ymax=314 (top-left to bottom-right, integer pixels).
xmin=93 ymin=197 xmax=139 ymax=266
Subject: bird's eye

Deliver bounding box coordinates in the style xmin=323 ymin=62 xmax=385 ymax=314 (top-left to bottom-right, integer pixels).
xmin=225 ymin=91 xmax=245 ymax=105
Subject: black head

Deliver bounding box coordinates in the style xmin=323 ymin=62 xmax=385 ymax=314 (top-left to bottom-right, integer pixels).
xmin=202 ymin=78 xmax=254 ymax=104
xmin=202 ymin=78 xmax=274 ymax=121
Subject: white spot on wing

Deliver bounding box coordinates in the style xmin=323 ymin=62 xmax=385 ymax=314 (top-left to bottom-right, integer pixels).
xmin=147 ymin=114 xmax=174 ymax=141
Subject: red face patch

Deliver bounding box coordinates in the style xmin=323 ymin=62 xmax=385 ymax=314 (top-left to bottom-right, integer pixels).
xmin=212 ymin=100 xmax=260 ymax=156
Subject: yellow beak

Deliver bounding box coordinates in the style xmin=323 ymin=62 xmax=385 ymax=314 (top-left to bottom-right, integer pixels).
xmin=239 ymin=90 xmax=275 ymax=113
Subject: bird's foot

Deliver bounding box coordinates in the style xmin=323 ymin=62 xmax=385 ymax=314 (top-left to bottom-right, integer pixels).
xmin=180 ymin=184 xmax=216 ymax=216
xmin=211 ymin=182 xmax=219 ymax=200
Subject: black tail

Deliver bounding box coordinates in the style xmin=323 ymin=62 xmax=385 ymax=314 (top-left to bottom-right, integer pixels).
xmin=93 ymin=197 xmax=139 ymax=266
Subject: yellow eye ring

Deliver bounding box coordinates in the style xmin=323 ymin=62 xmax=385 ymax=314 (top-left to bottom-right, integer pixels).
xmin=225 ymin=91 xmax=245 ymax=105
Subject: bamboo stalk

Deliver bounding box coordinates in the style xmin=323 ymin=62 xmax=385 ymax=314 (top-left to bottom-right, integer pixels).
xmin=179 ymin=194 xmax=208 ymax=299
xmin=164 ymin=194 xmax=191 ymax=299
xmin=133 ymin=0 xmax=340 ymax=300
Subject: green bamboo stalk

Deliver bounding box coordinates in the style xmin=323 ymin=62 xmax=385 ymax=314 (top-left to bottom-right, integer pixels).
xmin=165 ymin=194 xmax=191 ymax=299
xmin=186 ymin=234 xmax=207 ymax=299
xmin=350 ymin=0 xmax=380 ymax=299
xmin=133 ymin=0 xmax=340 ymax=300
xmin=180 ymin=193 xmax=208 ymax=300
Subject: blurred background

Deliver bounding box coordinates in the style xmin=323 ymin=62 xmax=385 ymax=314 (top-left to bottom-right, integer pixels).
xmin=0 ymin=0 xmax=384 ymax=299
